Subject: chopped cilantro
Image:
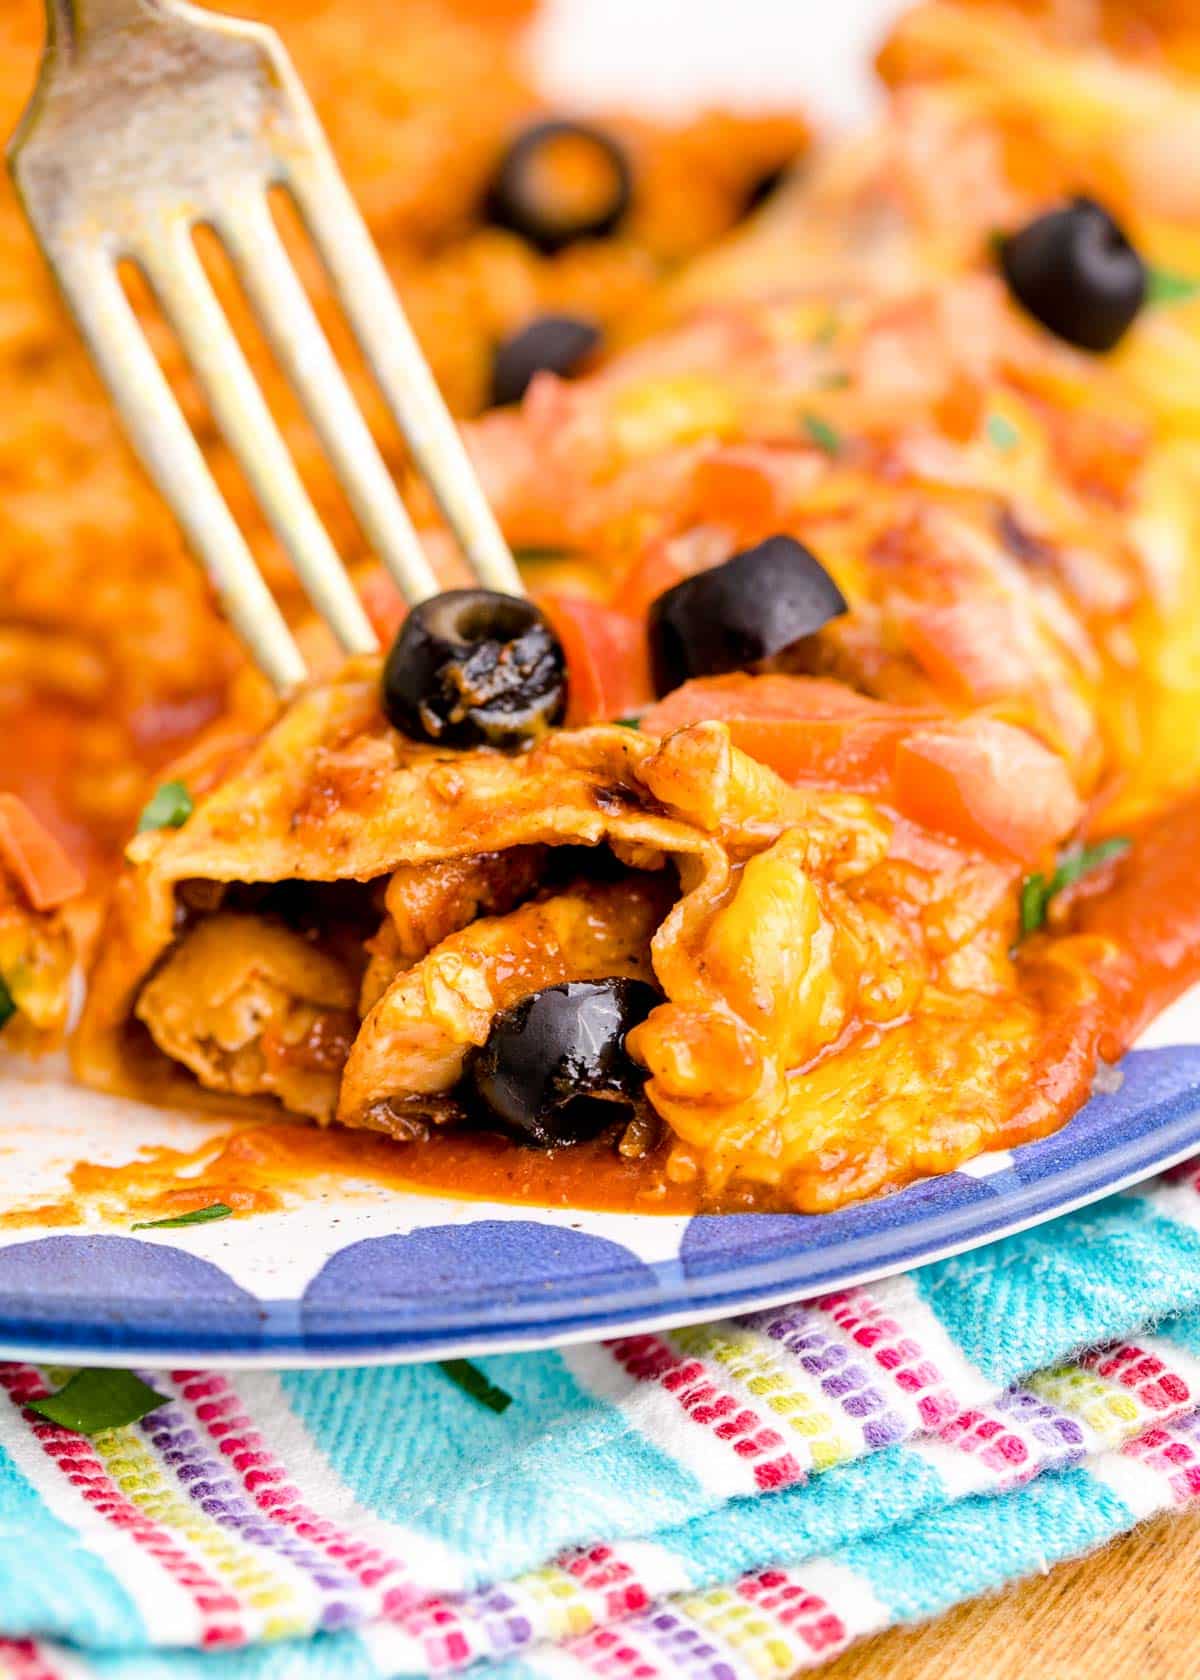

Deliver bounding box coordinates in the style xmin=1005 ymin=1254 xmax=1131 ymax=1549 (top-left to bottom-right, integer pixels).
xmin=1019 ymin=874 xmax=1054 ymax=938
xmin=137 ymin=780 xmax=193 ymax=834
xmin=801 ymin=413 xmax=841 ymax=457
xmin=1020 ymin=837 xmax=1131 ymax=939
xmin=438 ymin=1359 xmax=513 ymax=1414
xmin=614 ymin=715 xmax=642 ymax=730
xmin=819 ymin=371 xmax=851 ymax=391
xmin=985 ymin=413 xmax=1020 ymax=452
xmin=132 ymin=1203 xmax=232 ymax=1231
xmin=28 ymin=1369 xmax=168 ymax=1436
xmin=1148 ymin=267 xmax=1200 ymax=306
xmin=0 ymin=977 xmax=15 ymax=1031
xmin=512 ymin=547 xmax=579 ymax=565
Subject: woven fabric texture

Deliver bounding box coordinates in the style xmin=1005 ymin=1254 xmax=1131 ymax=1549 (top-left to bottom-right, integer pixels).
xmin=3 ymin=1162 xmax=1200 ymax=1678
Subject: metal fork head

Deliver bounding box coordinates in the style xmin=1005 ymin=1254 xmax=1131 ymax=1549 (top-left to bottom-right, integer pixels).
xmin=18 ymin=1 xmax=293 ymax=237
xmin=10 ymin=0 xmax=522 ymax=692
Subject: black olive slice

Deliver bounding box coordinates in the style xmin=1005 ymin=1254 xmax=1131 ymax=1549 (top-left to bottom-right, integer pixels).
xmin=998 ymin=197 xmax=1146 ymax=352
xmin=648 ymin=533 xmax=848 ymax=698
xmin=485 ymin=119 xmax=633 ymax=254
xmin=491 ymin=313 xmax=602 ymax=407
xmin=468 ymin=978 xmax=660 ymax=1148
xmin=382 ymin=589 xmax=566 ymax=751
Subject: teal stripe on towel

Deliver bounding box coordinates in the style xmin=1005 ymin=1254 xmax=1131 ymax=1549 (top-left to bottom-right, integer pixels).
xmin=647 ymin=1444 xmax=945 ymax=1588
xmin=845 ymin=1465 xmax=1131 ymax=1621
xmin=915 ymin=1195 xmax=1200 ymax=1385
xmin=1155 ymin=1305 xmax=1200 ymax=1360
xmin=281 ymin=1352 xmax=703 ymax=1583
xmin=0 ymin=1437 xmax=143 ymax=1648
xmin=86 ymin=1633 xmax=375 ymax=1680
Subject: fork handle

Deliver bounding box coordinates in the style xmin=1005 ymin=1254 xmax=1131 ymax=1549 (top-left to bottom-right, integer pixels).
xmin=44 ymin=0 xmax=161 ymax=50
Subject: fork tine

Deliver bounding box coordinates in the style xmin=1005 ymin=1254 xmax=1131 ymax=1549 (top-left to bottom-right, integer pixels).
xmin=138 ymin=220 xmax=380 ymax=658
xmin=218 ymin=193 xmax=441 ymax=607
xmin=50 ymin=245 xmax=307 ymax=693
xmin=286 ymin=151 xmax=525 ymax=598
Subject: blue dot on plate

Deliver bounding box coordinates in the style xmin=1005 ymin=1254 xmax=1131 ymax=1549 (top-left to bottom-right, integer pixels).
xmin=679 ymin=1169 xmax=1007 ymax=1285
xmin=302 ymin=1218 xmax=658 ymax=1344
xmin=0 ymin=1235 xmax=262 ymax=1351
xmin=680 ymin=1213 xmax=826 ymax=1281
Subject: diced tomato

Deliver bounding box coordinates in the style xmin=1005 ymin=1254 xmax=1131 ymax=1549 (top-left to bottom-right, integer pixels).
xmin=641 ymin=673 xmax=1081 ymax=862
xmin=644 ymin=673 xmax=923 ymax=729
xmin=0 ymin=794 xmax=85 ymax=911
xmin=899 ymin=601 xmax=1035 ymax=706
xmin=620 ymin=540 xmax=696 ymax=622
xmin=621 ymin=520 xmax=742 ymax=623
xmin=893 ymin=719 xmax=1083 ymax=864
xmin=358 ymin=571 xmax=407 ymax=646
xmin=688 ymin=450 xmax=781 ymax=535
xmin=723 ymin=717 xmax=914 ymax=792
xmin=643 ymin=675 xmax=936 ymax=793
xmin=538 ymin=592 xmax=655 ymax=726
xmin=933 ymin=369 xmax=986 ymax=443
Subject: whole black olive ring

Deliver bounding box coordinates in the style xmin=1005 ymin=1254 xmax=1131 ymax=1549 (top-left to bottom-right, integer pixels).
xmin=491 ymin=313 xmax=603 ymax=408
xmin=485 ymin=119 xmax=634 ymax=254
xmin=468 ymin=978 xmax=661 ymax=1148
xmin=999 ymin=196 xmax=1147 ymax=353
xmin=382 ymin=589 xmax=566 ymax=751
xmin=648 ymin=533 xmax=849 ymax=697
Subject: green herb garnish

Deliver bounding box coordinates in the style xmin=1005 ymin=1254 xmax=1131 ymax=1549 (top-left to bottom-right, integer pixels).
xmin=818 ymin=371 xmax=851 ymax=391
xmin=28 ymin=1369 xmax=169 ymax=1436
xmin=614 ymin=715 xmax=642 ymax=730
xmin=1020 ymin=837 xmax=1131 ymax=938
xmin=1148 ymin=267 xmax=1200 ymax=306
xmin=813 ymin=313 xmax=839 ymax=347
xmin=438 ymin=1359 xmax=513 ymax=1415
xmin=512 ymin=547 xmax=579 ymax=566
xmin=801 ymin=413 xmax=841 ymax=457
xmin=0 ymin=977 xmax=15 ymax=1031
xmin=985 ymin=413 xmax=1020 ymax=452
xmin=137 ymin=780 xmax=193 ymax=834
xmin=132 ymin=1203 xmax=233 ymax=1232
xmin=1019 ymin=874 xmax=1053 ymax=938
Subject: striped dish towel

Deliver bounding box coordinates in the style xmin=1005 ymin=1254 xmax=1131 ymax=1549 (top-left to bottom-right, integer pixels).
xmin=4 ymin=1164 xmax=1200 ymax=1677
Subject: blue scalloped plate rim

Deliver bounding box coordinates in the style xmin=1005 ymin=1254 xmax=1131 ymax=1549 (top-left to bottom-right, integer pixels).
xmin=1 ymin=1044 xmax=1199 ymax=1366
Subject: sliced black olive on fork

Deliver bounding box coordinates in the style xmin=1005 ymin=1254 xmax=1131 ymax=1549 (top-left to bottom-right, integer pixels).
xmin=485 ymin=119 xmax=634 ymax=254
xmin=648 ymin=533 xmax=848 ymax=697
xmin=491 ymin=313 xmax=603 ymax=407
xmin=468 ymin=979 xmax=660 ymax=1148
xmin=382 ymin=589 xmax=566 ymax=751
xmin=998 ymin=197 xmax=1147 ymax=352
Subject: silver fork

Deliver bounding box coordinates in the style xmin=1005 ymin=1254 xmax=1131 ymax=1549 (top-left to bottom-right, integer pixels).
xmin=9 ymin=0 xmax=523 ymax=692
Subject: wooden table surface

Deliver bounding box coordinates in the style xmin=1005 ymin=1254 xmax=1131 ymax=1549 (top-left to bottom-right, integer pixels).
xmin=822 ymin=1509 xmax=1199 ymax=1677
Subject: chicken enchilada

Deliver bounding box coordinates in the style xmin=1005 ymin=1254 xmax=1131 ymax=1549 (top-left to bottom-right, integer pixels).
xmin=9 ymin=0 xmax=1200 ymax=1218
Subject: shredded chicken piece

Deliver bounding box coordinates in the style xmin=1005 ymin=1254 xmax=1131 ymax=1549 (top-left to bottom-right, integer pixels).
xmin=135 ymin=912 xmax=357 ymax=1121
xmin=359 ymin=846 xmax=545 ymax=1013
